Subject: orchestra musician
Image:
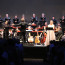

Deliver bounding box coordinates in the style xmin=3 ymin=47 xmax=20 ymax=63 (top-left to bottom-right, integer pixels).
xmin=44 ymin=22 xmax=48 ymax=28
xmin=38 ymin=13 xmax=46 ymax=27
xmin=31 ymin=13 xmax=38 ymax=24
xmin=61 ymin=32 xmax=65 ymax=41
xmin=55 ymin=23 xmax=62 ymax=32
xmin=44 ymin=20 xmax=56 ymax=46
xmin=60 ymin=16 xmax=65 ymax=35
xmin=55 ymin=23 xmax=62 ymax=40
xmin=13 ymin=15 xmax=19 ymax=24
xmin=20 ymin=14 xmax=26 ymax=25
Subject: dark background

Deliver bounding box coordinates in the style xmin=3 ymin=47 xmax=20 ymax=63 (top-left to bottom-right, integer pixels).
xmin=0 ymin=0 xmax=65 ymax=23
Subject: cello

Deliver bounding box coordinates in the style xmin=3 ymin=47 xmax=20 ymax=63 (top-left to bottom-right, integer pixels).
xmin=41 ymin=32 xmax=47 ymax=44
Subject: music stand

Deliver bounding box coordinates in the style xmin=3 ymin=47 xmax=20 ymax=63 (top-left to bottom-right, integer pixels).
xmin=46 ymin=27 xmax=53 ymax=30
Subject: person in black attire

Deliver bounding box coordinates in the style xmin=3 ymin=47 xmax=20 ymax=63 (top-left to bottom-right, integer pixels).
xmin=4 ymin=14 xmax=11 ymax=39
xmin=52 ymin=16 xmax=57 ymax=26
xmin=13 ymin=15 xmax=19 ymax=24
xmin=12 ymin=15 xmax=19 ymax=39
xmin=4 ymin=14 xmax=11 ymax=25
xmin=31 ymin=13 xmax=38 ymax=24
xmin=60 ymin=16 xmax=65 ymax=35
xmin=0 ymin=15 xmax=3 ymax=28
xmin=38 ymin=13 xmax=46 ymax=27
xmin=20 ymin=22 xmax=27 ymax=43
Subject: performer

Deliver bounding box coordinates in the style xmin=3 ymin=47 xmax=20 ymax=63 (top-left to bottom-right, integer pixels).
xmin=4 ymin=14 xmax=11 ymax=25
xmin=38 ymin=13 xmax=46 ymax=27
xmin=20 ymin=14 xmax=25 ymax=22
xmin=0 ymin=15 xmax=3 ymax=28
xmin=19 ymin=14 xmax=27 ymax=25
xmin=44 ymin=20 xmax=56 ymax=46
xmin=55 ymin=23 xmax=62 ymax=32
xmin=52 ymin=16 xmax=57 ymax=26
xmin=44 ymin=22 xmax=48 ymax=32
xmin=20 ymin=20 xmax=27 ymax=43
xmin=60 ymin=16 xmax=65 ymax=35
xmin=55 ymin=23 xmax=62 ymax=40
xmin=3 ymin=14 xmax=11 ymax=39
xmin=13 ymin=15 xmax=19 ymax=24
xmin=61 ymin=32 xmax=65 ymax=41
xmin=31 ymin=13 xmax=38 ymax=24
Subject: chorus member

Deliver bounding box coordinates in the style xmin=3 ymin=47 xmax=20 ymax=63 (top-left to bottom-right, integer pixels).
xmin=0 ymin=15 xmax=3 ymax=23
xmin=4 ymin=14 xmax=11 ymax=39
xmin=60 ymin=16 xmax=65 ymax=35
xmin=20 ymin=14 xmax=25 ymax=22
xmin=4 ymin=14 xmax=11 ymax=25
xmin=38 ymin=13 xmax=46 ymax=26
xmin=52 ymin=16 xmax=57 ymax=26
xmin=44 ymin=20 xmax=56 ymax=46
xmin=20 ymin=14 xmax=27 ymax=25
xmin=13 ymin=15 xmax=19 ymax=24
xmin=31 ymin=13 xmax=38 ymax=24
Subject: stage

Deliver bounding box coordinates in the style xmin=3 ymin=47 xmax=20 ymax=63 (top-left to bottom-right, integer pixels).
xmin=23 ymin=43 xmax=49 ymax=59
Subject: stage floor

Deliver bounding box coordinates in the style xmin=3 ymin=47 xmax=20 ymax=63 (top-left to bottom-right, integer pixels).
xmin=23 ymin=43 xmax=45 ymax=47
xmin=23 ymin=58 xmax=49 ymax=65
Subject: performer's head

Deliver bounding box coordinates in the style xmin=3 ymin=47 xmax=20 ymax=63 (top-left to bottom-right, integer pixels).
xmin=45 ymin=22 xmax=47 ymax=26
xmin=52 ymin=16 xmax=55 ymax=20
xmin=38 ymin=25 xmax=41 ymax=28
xmin=62 ymin=16 xmax=65 ymax=19
xmin=15 ymin=15 xmax=17 ymax=18
xmin=50 ymin=20 xmax=53 ymax=25
xmin=21 ymin=14 xmax=25 ymax=19
xmin=28 ymin=26 xmax=32 ymax=30
xmin=58 ymin=23 xmax=60 ymax=26
xmin=33 ymin=13 xmax=35 ymax=18
xmin=21 ymin=14 xmax=25 ymax=22
xmin=6 ymin=14 xmax=8 ymax=18
xmin=42 ymin=13 xmax=45 ymax=17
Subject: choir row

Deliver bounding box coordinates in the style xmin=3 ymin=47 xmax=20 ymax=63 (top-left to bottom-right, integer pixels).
xmin=0 ymin=13 xmax=64 ymax=26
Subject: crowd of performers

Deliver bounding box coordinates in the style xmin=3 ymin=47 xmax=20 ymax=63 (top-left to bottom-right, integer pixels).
xmin=0 ymin=13 xmax=65 ymax=46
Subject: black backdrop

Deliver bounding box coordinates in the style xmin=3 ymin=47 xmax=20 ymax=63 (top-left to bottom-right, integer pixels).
xmin=0 ymin=0 xmax=65 ymax=23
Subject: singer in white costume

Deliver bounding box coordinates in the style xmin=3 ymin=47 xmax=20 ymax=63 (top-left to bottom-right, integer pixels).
xmin=44 ymin=20 xmax=56 ymax=46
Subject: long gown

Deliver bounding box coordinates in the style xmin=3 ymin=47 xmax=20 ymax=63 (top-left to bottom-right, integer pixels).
xmin=44 ymin=24 xmax=56 ymax=46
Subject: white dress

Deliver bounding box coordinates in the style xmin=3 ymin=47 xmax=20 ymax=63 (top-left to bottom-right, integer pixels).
xmin=44 ymin=24 xmax=56 ymax=46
